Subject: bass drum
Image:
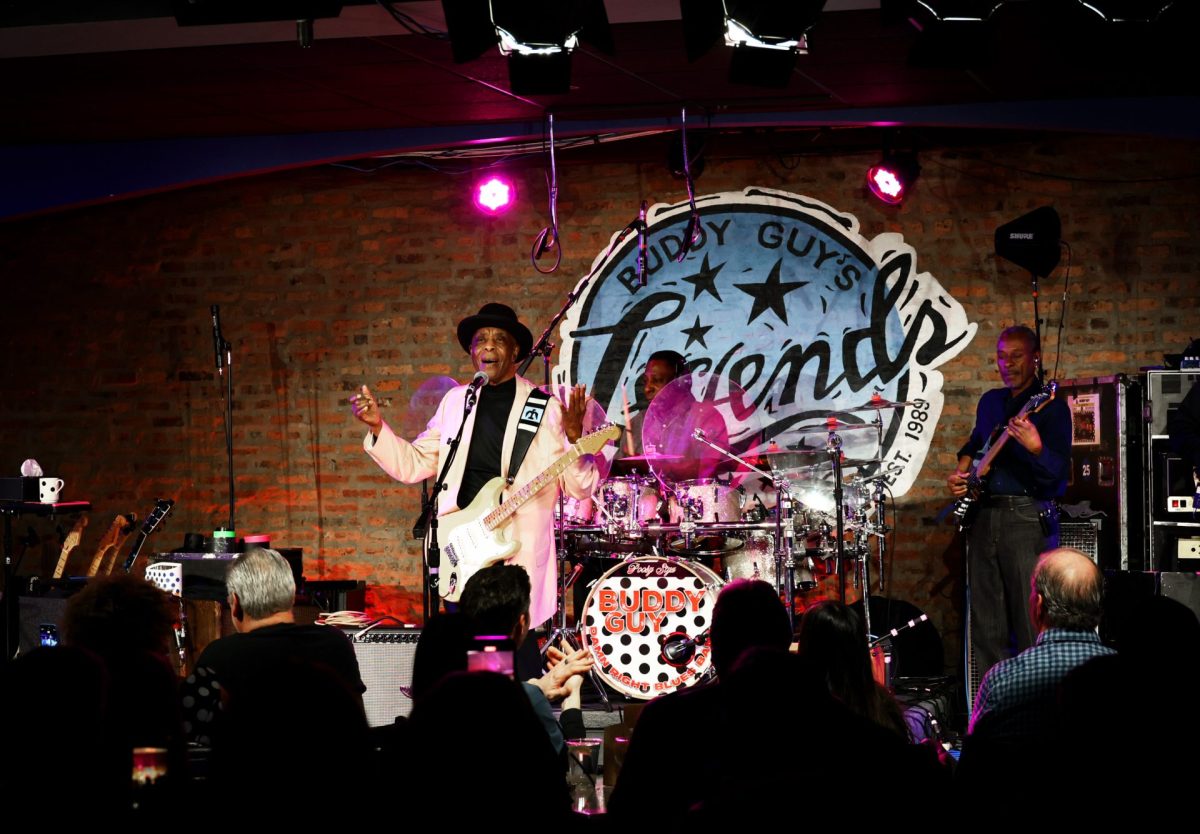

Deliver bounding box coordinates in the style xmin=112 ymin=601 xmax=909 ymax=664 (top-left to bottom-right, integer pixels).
xmin=579 ymin=556 xmax=723 ymax=700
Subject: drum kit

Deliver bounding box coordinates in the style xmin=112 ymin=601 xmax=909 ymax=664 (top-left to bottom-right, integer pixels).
xmin=552 ymin=375 xmax=915 ymax=701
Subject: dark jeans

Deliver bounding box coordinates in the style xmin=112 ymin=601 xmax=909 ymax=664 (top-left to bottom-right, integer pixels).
xmin=966 ymin=496 xmax=1058 ymax=683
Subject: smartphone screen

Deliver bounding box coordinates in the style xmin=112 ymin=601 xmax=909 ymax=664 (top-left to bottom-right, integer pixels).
xmin=39 ymin=624 xmax=59 ymax=647
xmin=467 ymin=635 xmax=516 ymax=678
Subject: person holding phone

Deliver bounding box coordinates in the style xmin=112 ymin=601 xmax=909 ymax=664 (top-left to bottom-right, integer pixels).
xmin=460 ymin=565 xmax=592 ymax=752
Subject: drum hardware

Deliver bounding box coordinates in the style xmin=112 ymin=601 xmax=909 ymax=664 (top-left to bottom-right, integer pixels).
xmin=547 ymin=488 xmax=614 ymax=710
xmin=693 ymin=427 xmax=803 ymax=626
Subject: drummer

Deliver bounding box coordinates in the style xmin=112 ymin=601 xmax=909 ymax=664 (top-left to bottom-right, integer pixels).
xmin=617 ymin=350 xmax=731 ymax=480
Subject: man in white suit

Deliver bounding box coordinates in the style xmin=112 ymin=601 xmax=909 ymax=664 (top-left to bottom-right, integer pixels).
xmin=351 ymin=302 xmax=600 ymax=629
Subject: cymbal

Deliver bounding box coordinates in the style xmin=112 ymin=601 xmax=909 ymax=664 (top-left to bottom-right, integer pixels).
xmin=841 ymin=457 xmax=887 ymax=468
xmin=749 ymin=446 xmax=826 ymax=459
xmin=792 ymin=419 xmax=879 ymax=434
xmin=619 ymin=452 xmax=684 ymax=462
xmin=844 ymin=394 xmax=919 ymax=412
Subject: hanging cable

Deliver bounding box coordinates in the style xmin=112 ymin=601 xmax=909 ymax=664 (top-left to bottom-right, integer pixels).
xmin=676 ymin=106 xmax=703 ymax=262
xmin=531 ymin=112 xmax=563 ymax=274
xmin=1051 ymin=241 xmax=1073 ymax=382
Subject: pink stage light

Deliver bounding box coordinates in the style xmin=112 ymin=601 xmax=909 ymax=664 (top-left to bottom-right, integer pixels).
xmin=474 ymin=176 xmax=516 ymax=214
xmin=866 ymin=152 xmax=920 ymax=206
xmin=867 ymin=163 xmax=906 ymax=205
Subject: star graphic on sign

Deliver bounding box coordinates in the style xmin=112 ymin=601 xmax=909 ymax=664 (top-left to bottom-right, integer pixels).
xmin=734 ymin=258 xmax=809 ymax=325
xmin=680 ymin=253 xmax=726 ymax=302
xmin=681 ymin=315 xmax=712 ymax=349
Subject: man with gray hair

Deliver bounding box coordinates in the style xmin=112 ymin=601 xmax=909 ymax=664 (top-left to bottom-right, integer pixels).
xmin=967 ymin=547 xmax=1114 ymax=742
xmin=193 ymin=548 xmax=365 ymax=700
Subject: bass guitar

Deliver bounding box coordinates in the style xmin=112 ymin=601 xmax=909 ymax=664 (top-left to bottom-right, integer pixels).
xmin=952 ymin=381 xmax=1057 ymax=531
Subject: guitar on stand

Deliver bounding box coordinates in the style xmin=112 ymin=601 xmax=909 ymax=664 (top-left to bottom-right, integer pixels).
xmin=51 ymin=514 xmax=88 ymax=579
xmin=87 ymin=513 xmax=137 ymax=576
xmin=122 ymin=499 xmax=174 ymax=574
xmin=952 ymin=381 xmax=1058 ymax=532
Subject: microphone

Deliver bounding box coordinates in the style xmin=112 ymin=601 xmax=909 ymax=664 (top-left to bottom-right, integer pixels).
xmin=637 ymin=200 xmax=648 ymax=287
xmin=692 ymin=428 xmax=707 ymax=441
xmin=210 ymin=305 xmax=224 ymax=376
xmin=468 ymin=371 xmax=489 ymax=393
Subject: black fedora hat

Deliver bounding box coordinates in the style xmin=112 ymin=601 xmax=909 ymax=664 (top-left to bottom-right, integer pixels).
xmin=456 ymin=303 xmax=534 ymax=360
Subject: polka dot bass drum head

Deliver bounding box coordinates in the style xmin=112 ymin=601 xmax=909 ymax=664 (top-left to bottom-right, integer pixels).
xmin=580 ymin=556 xmax=723 ymax=699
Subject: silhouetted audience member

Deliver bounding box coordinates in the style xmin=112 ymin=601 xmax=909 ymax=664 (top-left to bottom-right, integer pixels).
xmin=1059 ymin=595 xmax=1200 ymax=794
xmin=411 ymin=611 xmax=470 ymax=703
xmin=62 ymin=573 xmax=185 ymax=804
xmin=608 ymin=579 xmax=793 ymax=826
xmin=796 ymin=600 xmax=908 ymax=739
xmin=206 ymin=656 xmax=374 ymax=824
xmin=194 ymin=548 xmax=364 ymax=698
xmin=404 ymin=671 xmax=571 ymax=822
xmin=691 ymin=646 xmax=929 ymax=828
xmin=183 ymin=548 xmax=365 ymax=742
xmin=459 ymin=564 xmax=592 ymax=751
xmin=959 ymin=547 xmax=1113 ymax=792
xmin=2 ymin=647 xmax=113 ymax=819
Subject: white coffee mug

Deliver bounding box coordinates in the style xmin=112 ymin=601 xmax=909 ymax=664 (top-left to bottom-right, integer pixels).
xmin=39 ymin=478 xmax=64 ymax=504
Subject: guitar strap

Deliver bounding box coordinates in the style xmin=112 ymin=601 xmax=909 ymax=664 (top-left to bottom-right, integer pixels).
xmin=505 ymin=388 xmax=551 ymax=486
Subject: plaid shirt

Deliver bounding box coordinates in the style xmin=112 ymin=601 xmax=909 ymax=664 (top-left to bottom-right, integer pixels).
xmin=969 ymin=628 xmax=1115 ymax=740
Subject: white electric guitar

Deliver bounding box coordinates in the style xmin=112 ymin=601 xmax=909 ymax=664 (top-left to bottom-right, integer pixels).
xmin=437 ymin=424 xmax=619 ymax=602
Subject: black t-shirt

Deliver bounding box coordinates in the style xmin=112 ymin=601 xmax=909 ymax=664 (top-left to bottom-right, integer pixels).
xmin=195 ymin=622 xmax=366 ymax=694
xmin=458 ymin=377 xmax=517 ymax=508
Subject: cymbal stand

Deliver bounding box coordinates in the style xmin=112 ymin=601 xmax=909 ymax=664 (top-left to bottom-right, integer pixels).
xmin=691 ymin=429 xmax=799 ymax=626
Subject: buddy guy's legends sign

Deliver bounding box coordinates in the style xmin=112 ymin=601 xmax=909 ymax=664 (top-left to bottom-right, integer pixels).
xmin=554 ymin=187 xmax=977 ymax=496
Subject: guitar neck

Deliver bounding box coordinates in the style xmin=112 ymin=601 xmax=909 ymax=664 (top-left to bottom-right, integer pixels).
xmin=484 ymin=445 xmax=583 ymax=531
xmin=972 ymin=429 xmax=1014 ymax=480
xmin=53 ymin=517 xmax=88 ymax=579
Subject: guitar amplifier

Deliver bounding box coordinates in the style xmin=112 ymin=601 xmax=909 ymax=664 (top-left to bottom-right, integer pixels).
xmin=341 ymin=626 xmax=421 ymax=727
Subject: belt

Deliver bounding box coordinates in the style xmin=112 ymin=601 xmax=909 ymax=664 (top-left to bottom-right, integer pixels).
xmin=982 ymin=495 xmax=1047 ymax=508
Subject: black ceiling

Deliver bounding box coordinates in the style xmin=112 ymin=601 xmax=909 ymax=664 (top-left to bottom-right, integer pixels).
xmin=2 ymin=1 xmax=1198 ymax=219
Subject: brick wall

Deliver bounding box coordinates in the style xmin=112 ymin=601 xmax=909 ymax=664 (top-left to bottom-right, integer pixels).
xmin=2 ymin=132 xmax=1197 ymax=666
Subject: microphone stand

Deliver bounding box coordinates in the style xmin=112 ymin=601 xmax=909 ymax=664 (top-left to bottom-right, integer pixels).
xmin=417 ymin=384 xmax=480 ymax=612
xmin=214 ymin=325 xmax=234 ymax=534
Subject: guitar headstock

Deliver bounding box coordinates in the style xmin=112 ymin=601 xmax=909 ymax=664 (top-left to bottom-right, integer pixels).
xmin=576 ymin=423 xmax=621 ymax=455
xmin=141 ymin=498 xmax=175 ymax=537
xmin=1025 ymin=381 xmax=1058 ymax=415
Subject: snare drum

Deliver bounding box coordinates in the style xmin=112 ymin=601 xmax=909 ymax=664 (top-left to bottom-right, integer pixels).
xmin=580 ymin=556 xmax=723 ymax=699
xmin=598 ymin=476 xmax=664 ymax=538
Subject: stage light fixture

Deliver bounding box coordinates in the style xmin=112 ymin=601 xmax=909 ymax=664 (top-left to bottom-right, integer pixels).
xmin=1072 ymin=1 xmax=1173 ymax=24
xmin=441 ymin=0 xmax=613 ymax=95
xmin=681 ymin=0 xmax=828 ymax=87
xmin=473 ymin=175 xmax=516 ymax=215
xmin=866 ymin=152 xmax=921 ymax=205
